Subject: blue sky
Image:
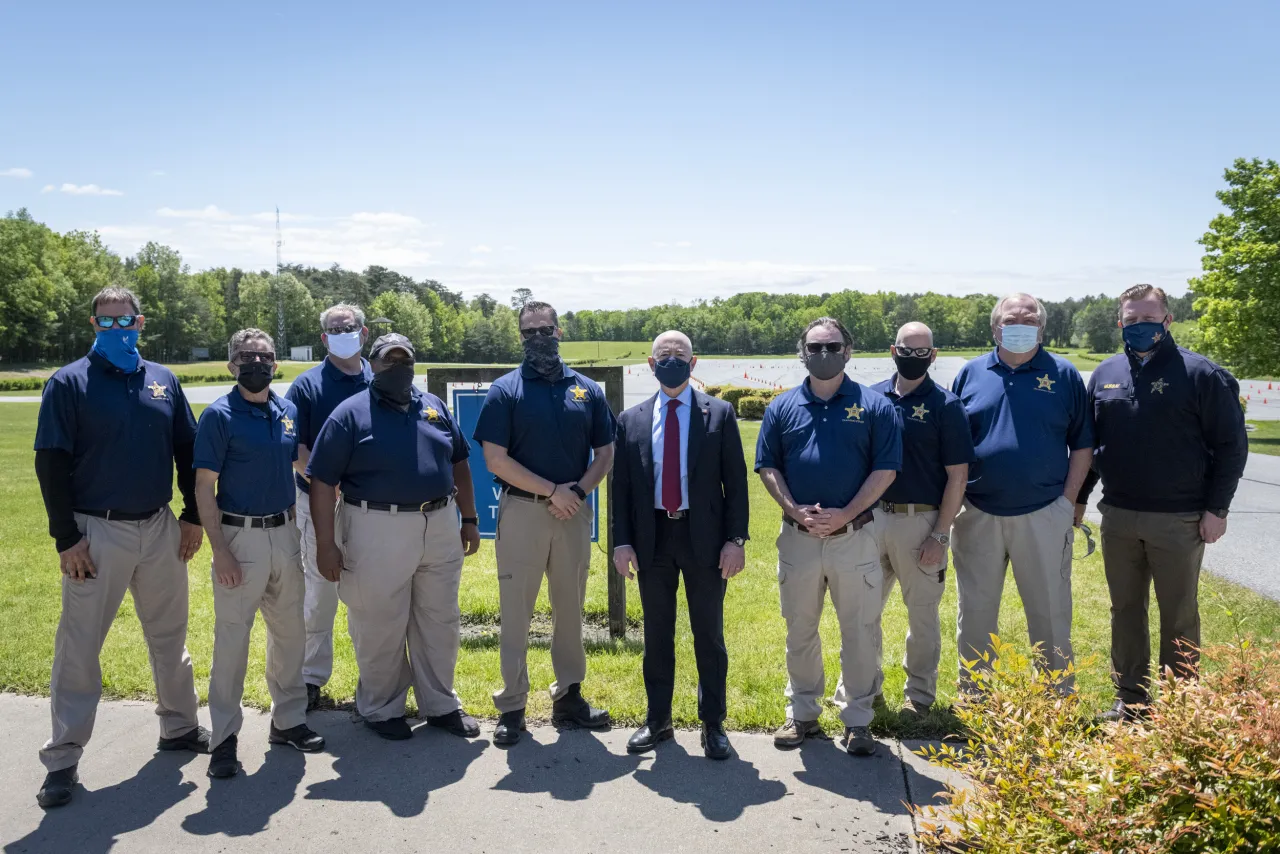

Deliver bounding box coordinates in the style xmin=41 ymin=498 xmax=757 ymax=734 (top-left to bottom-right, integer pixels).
xmin=2 ymin=0 xmax=1276 ymax=309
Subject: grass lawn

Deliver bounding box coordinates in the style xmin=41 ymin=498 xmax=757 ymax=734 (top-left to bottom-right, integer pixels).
xmin=1247 ymin=421 xmax=1280 ymax=456
xmin=1 ymin=405 xmax=1277 ymax=740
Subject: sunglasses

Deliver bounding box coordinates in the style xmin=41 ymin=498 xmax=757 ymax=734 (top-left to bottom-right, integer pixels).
xmin=236 ymin=350 xmax=276 ymax=364
xmin=95 ymin=315 xmax=138 ymax=329
xmin=892 ymin=346 xmax=934 ymax=358
xmin=325 ymin=324 xmax=361 ymax=335
xmin=520 ymin=325 xmax=556 ymax=339
xmin=805 ymin=342 xmax=844 ymax=354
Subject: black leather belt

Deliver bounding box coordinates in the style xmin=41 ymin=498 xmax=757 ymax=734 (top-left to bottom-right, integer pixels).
xmin=75 ymin=507 xmax=160 ymax=522
xmin=344 ymin=494 xmax=452 ymax=513
xmin=222 ymin=508 xmax=296 ymax=529
xmin=785 ymin=509 xmax=874 ymax=537
xmin=655 ymin=508 xmax=688 ymax=520
xmin=503 ymin=486 xmax=546 ymax=502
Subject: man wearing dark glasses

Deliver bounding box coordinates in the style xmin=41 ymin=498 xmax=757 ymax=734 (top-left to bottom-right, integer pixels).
xmin=33 ymin=286 xmax=209 ymax=808
xmin=870 ymin=323 xmax=974 ymax=720
xmin=194 ymin=329 xmax=325 ymax=778
xmin=756 ymin=317 xmax=901 ymax=757
xmin=474 ymin=301 xmax=616 ymax=745
xmin=307 ymin=334 xmax=483 ymax=741
xmin=284 ymin=303 xmax=372 ymax=711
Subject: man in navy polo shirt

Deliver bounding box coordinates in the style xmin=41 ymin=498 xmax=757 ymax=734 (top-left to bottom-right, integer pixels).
xmin=33 ymin=286 xmax=209 ymax=809
xmin=1078 ymin=284 xmax=1247 ymax=723
xmin=474 ymin=300 xmax=616 ymax=746
xmin=194 ymin=328 xmax=325 ymax=779
xmin=307 ymin=334 xmax=482 ymax=741
xmin=870 ymin=322 xmax=974 ymax=719
xmin=756 ymin=316 xmax=901 ymax=757
xmin=950 ymin=293 xmax=1093 ymax=693
xmin=284 ymin=302 xmax=372 ymax=710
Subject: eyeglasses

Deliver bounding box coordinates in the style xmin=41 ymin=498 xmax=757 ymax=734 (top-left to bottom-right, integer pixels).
xmin=892 ymin=346 xmax=934 ymax=358
xmin=95 ymin=315 xmax=137 ymax=329
xmin=520 ymin=325 xmax=556 ymax=339
xmin=1073 ymin=522 xmax=1097 ymax=561
xmin=804 ymin=342 xmax=844 ymax=354
xmin=325 ymin=324 xmax=360 ymax=335
xmin=235 ymin=350 xmax=276 ymax=364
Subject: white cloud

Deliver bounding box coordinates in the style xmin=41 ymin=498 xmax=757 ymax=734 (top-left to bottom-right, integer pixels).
xmin=42 ymin=183 xmax=125 ymax=197
xmin=249 ymin=211 xmax=314 ymax=223
xmin=157 ymin=205 xmax=235 ymax=221
xmin=348 ymin=212 xmax=423 ymax=227
xmin=150 ymin=170 xmax=166 ymax=177
xmin=470 ymin=244 xmax=493 ymax=254
xmin=1 ymin=167 xmax=33 ymax=178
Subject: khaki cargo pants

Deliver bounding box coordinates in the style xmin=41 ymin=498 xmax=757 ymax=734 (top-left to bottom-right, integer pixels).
xmin=952 ymin=496 xmax=1075 ymax=692
xmin=776 ymin=520 xmax=883 ymax=729
xmin=296 ymin=486 xmax=339 ymax=688
xmin=338 ymin=501 xmax=465 ymax=721
xmin=41 ymin=509 xmax=201 ymax=772
xmin=208 ymin=517 xmax=308 ymax=749
xmin=492 ymin=492 xmax=591 ymax=713
xmin=874 ymin=507 xmax=946 ymax=709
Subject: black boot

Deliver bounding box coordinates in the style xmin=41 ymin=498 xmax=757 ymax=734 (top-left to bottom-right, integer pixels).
xmin=207 ymin=735 xmax=242 ymax=778
xmin=494 ymin=709 xmax=526 ymax=746
xmin=551 ymin=684 xmax=610 ymax=729
xmin=701 ymin=723 xmax=732 ymax=760
xmin=626 ymin=719 xmax=674 ymax=753
xmin=36 ymin=766 xmax=78 ymax=809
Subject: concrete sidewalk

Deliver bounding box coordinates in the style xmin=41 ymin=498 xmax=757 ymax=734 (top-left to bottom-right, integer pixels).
xmin=0 ymin=694 xmax=952 ymax=854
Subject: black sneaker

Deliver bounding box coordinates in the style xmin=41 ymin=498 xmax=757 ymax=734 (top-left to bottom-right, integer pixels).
xmin=844 ymin=726 xmax=876 ymax=756
xmin=494 ymin=709 xmax=526 ymax=746
xmin=158 ymin=725 xmax=211 ymax=754
xmin=36 ymin=766 xmax=77 ymax=809
xmin=426 ymin=709 xmax=481 ymax=738
xmin=269 ymin=722 xmax=326 ymax=752
xmin=551 ymin=684 xmax=610 ymax=729
xmin=365 ymin=716 xmax=413 ymax=741
xmin=306 ymin=683 xmax=322 ymax=712
xmin=207 ymin=735 xmax=242 ymax=779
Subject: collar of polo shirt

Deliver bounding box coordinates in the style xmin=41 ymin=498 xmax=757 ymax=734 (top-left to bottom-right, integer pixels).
xmin=519 ymin=361 xmax=574 ymax=381
xmin=988 ymin=344 xmax=1053 ymax=373
xmin=799 ymin=374 xmax=858 ymax=404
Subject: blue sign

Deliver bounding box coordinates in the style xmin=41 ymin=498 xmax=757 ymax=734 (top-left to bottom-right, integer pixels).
xmin=452 ymin=388 xmax=598 ymax=541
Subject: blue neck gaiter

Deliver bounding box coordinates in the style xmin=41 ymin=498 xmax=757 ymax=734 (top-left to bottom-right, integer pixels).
xmin=93 ymin=329 xmax=141 ymax=373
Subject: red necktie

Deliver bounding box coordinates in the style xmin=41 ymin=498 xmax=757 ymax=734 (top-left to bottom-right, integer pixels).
xmin=662 ymin=398 xmax=681 ymax=513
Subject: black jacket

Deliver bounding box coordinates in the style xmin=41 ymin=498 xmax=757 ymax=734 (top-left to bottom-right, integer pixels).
xmin=612 ymin=389 xmax=750 ymax=571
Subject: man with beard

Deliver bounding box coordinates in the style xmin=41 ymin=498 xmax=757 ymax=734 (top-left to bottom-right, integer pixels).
xmin=308 ymin=334 xmax=483 ymax=741
xmin=473 ymin=301 xmax=617 ymax=746
xmin=756 ymin=317 xmax=901 ymax=757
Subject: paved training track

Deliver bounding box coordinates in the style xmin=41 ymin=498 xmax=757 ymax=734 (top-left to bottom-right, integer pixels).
xmin=0 ymin=694 xmax=949 ymax=854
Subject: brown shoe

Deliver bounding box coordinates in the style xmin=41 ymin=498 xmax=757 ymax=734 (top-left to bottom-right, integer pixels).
xmin=899 ymin=698 xmax=931 ymax=721
xmin=773 ymin=718 xmax=821 ymax=749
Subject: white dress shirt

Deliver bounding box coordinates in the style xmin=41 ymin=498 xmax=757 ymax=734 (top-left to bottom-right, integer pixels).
xmin=651 ymin=385 xmax=693 ymax=511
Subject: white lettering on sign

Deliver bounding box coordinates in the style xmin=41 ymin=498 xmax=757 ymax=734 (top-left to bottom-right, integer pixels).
xmin=492 ymin=487 xmax=502 ymax=500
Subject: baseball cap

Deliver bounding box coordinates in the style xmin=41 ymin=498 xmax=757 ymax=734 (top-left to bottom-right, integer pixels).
xmin=369 ymin=333 xmax=414 ymax=360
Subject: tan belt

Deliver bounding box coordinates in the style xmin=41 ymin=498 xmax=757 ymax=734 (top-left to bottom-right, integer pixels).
xmin=879 ymin=501 xmax=938 ymax=515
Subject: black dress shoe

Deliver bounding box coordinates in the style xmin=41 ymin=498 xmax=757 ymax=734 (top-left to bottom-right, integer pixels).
xmin=207 ymin=735 xmax=242 ymax=779
xmin=158 ymin=725 xmax=211 ymax=754
xmin=1099 ymin=699 xmax=1150 ymax=724
xmin=626 ymin=720 xmax=674 ymax=753
xmin=269 ymin=722 xmax=326 ymax=752
xmin=365 ymin=717 xmax=413 ymax=741
xmin=36 ymin=766 xmax=77 ymax=809
xmin=701 ymin=723 xmax=732 ymax=760
xmin=551 ymin=684 xmax=610 ymax=729
xmin=494 ymin=709 xmax=526 ymax=746
xmin=306 ymin=683 xmax=322 ymax=712
xmin=427 ymin=709 xmax=481 ymax=738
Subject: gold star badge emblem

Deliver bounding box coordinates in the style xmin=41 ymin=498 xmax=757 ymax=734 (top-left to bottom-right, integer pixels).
xmin=1036 ymin=374 xmax=1056 ymax=392
xmin=1152 ymin=331 xmax=1163 ymax=343
xmin=147 ymin=381 xmax=167 ymax=399
xmin=281 ymin=415 xmax=294 ymax=435
xmin=570 ymin=385 xmax=588 ymax=401
xmin=912 ymin=403 xmax=929 ymax=421
xmin=424 ymin=406 xmax=440 ymax=421
xmin=1150 ymin=378 xmax=1168 ymax=395
xmin=845 ymin=403 xmax=864 ymax=421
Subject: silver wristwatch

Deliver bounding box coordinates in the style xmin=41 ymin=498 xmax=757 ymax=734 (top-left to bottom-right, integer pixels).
xmin=929 ymin=532 xmax=951 ymax=547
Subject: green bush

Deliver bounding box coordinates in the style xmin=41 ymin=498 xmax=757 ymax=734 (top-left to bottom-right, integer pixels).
xmin=701 ymin=384 xmax=724 ymax=398
xmin=1242 ymin=395 xmax=1249 ymax=415
xmin=0 ymin=378 xmax=46 ymax=391
xmin=0 ymin=370 xmax=282 ymax=392
xmin=717 ymin=386 xmax=757 ymax=407
xmin=914 ymin=636 xmax=1280 ymax=853
xmin=736 ymin=394 xmax=771 ymax=420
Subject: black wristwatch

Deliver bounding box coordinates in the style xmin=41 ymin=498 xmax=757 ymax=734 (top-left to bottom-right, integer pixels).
xmin=1208 ymin=508 xmax=1229 ymax=519
xmin=569 ymin=484 xmax=588 ymax=501
xmin=461 ymin=517 xmax=479 ymax=526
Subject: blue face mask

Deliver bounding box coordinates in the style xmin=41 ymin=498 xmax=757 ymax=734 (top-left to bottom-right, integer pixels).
xmin=998 ymin=324 xmax=1040 ymax=354
xmin=93 ymin=328 xmax=141 ymax=372
xmin=653 ymin=356 xmax=692 ymax=389
xmin=1122 ymin=321 xmax=1167 ymax=353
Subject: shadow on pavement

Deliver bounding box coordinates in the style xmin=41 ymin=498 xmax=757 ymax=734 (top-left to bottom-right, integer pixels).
xmin=492 ymin=727 xmax=641 ymax=801
xmin=305 ymin=719 xmax=488 ymax=818
xmin=631 ymin=737 xmax=788 ymax=822
xmin=4 ymin=752 xmax=199 ymax=854
xmin=793 ymin=737 xmax=912 ymax=815
xmin=180 ymin=744 xmax=307 ymax=837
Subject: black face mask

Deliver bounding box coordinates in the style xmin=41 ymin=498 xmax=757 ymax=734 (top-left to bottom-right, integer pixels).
xmin=236 ymin=361 xmax=273 ymax=394
xmin=372 ymin=362 xmax=415 ymax=407
xmin=893 ymin=354 xmax=931 ymax=381
xmin=805 ymin=351 xmax=847 ymax=381
xmin=522 ymin=335 xmax=562 ymax=379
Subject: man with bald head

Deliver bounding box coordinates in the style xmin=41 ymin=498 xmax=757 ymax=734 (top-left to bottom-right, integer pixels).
xmin=612 ymin=331 xmax=749 ymax=759
xmin=950 ymin=294 xmax=1093 ymax=693
xmin=870 ymin=323 xmax=974 ymax=718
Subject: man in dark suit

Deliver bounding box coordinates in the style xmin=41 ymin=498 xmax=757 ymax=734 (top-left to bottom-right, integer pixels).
xmin=612 ymin=331 xmax=750 ymax=760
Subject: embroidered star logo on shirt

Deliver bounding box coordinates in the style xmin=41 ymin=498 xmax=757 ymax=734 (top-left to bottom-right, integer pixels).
xmin=911 ymin=403 xmax=929 ymax=421
xmin=1036 ymin=374 xmax=1056 ymax=392
xmin=147 ymin=381 xmax=167 ymax=399
xmin=1150 ymin=378 xmax=1169 ymax=395
xmin=845 ymin=403 xmax=864 ymax=421
xmin=281 ymin=415 xmax=295 ymax=435
xmin=570 ymin=385 xmax=588 ymax=401
xmin=424 ymin=406 xmax=441 ymax=421
xmin=1153 ymin=331 xmax=1164 ymax=343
